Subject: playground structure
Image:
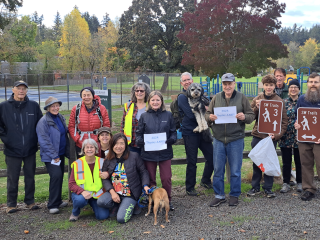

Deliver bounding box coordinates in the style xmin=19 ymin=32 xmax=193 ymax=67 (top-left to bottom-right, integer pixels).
xmin=200 ymin=67 xmax=310 ymax=99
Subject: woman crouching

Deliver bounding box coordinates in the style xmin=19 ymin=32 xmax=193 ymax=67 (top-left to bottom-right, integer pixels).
xmin=69 ymin=139 xmax=110 ymax=221
xmin=97 ymin=133 xmax=150 ymax=223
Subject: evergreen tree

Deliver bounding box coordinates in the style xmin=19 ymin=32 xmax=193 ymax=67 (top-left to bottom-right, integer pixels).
xmin=101 ymin=12 xmax=110 ymax=28
xmin=53 ymin=11 xmax=62 ymax=46
xmin=0 ymin=0 xmax=23 ymax=30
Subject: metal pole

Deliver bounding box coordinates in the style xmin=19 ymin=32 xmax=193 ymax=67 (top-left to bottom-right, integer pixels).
xmin=4 ymin=75 xmax=7 ymax=100
xmin=37 ymin=74 xmax=41 ymax=105
xmin=120 ymin=73 xmax=123 ymax=105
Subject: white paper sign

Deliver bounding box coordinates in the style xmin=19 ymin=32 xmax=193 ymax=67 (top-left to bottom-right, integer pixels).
xmin=214 ymin=106 xmax=237 ymax=124
xmin=144 ymin=132 xmax=167 ymax=151
xmin=51 ymin=159 xmax=61 ymax=166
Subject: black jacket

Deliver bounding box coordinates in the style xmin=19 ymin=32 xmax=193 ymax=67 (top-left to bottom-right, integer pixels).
xmin=136 ymin=109 xmax=177 ymax=162
xmin=102 ymin=152 xmax=150 ymax=201
xmin=0 ymin=94 xmax=43 ymax=157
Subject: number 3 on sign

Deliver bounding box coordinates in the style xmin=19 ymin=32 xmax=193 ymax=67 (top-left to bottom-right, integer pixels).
xmin=313 ymin=116 xmax=317 ymax=124
xmin=273 ymin=109 xmax=278 ymax=116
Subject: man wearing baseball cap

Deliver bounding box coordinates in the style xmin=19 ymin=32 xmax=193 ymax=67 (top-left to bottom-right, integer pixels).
xmin=205 ymin=73 xmax=255 ymax=207
xmin=0 ymin=80 xmax=43 ymax=213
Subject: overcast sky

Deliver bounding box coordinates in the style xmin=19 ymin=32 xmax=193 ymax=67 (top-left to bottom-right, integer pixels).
xmin=17 ymin=0 xmax=320 ymax=29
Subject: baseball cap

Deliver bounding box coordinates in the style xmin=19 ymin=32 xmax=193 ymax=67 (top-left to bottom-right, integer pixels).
xmin=13 ymin=80 xmax=28 ymax=88
xmin=221 ymin=73 xmax=235 ymax=82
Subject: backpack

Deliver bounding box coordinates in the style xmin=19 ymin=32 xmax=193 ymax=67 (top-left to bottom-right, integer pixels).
xmin=170 ymin=92 xmax=187 ymax=129
xmin=74 ymin=101 xmax=103 ymax=136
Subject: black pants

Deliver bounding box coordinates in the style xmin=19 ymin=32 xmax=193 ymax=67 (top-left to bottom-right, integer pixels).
xmin=183 ymin=134 xmax=214 ymax=192
xmin=6 ymin=154 xmax=36 ymax=207
xmin=45 ymin=155 xmax=65 ymax=209
xmin=281 ymin=147 xmax=302 ymax=184
xmin=251 ymin=137 xmax=277 ymax=191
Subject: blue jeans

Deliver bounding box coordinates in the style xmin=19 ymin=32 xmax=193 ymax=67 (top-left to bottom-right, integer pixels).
xmin=213 ymin=138 xmax=244 ymax=199
xmin=71 ymin=193 xmax=109 ymax=220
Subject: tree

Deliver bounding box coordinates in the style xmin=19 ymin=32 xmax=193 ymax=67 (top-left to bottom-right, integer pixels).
xmin=59 ymin=8 xmax=91 ymax=71
xmin=101 ymin=12 xmax=110 ymax=28
xmin=0 ymin=0 xmax=22 ymax=30
xmin=82 ymin=12 xmax=100 ymax=34
xmin=37 ymin=40 xmax=59 ymax=71
xmin=299 ymin=38 xmax=320 ymax=67
xmin=310 ymin=52 xmax=320 ymax=72
xmin=178 ymin=0 xmax=288 ymax=78
xmin=53 ymin=11 xmax=62 ymax=45
xmin=117 ymin=0 xmax=195 ymax=91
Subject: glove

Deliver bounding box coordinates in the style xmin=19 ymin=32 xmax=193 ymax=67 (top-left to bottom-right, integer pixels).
xmin=165 ymin=139 xmax=175 ymax=145
xmin=137 ymin=139 xmax=145 ymax=147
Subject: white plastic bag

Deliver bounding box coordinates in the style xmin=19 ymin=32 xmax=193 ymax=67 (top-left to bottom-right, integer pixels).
xmin=248 ymin=136 xmax=281 ymax=177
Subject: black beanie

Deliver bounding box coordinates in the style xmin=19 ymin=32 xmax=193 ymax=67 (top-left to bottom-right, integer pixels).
xmin=288 ymin=79 xmax=300 ymax=90
xmin=80 ymin=87 xmax=95 ymax=97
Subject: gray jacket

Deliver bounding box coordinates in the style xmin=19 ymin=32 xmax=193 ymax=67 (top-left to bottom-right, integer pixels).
xmin=205 ymin=90 xmax=255 ymax=144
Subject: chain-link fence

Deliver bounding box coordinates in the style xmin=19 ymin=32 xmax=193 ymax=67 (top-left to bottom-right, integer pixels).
xmin=0 ymin=72 xmax=196 ymax=110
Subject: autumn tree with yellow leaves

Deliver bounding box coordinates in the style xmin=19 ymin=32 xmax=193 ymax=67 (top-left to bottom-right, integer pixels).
xmin=59 ymin=8 xmax=90 ymax=72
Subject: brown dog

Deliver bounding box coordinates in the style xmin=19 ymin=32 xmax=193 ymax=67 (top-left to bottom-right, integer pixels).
xmin=145 ymin=187 xmax=170 ymax=225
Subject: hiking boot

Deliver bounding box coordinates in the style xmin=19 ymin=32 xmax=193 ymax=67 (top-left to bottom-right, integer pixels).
xmin=296 ymin=183 xmax=303 ymax=193
xmin=280 ymin=183 xmax=290 ymax=193
xmin=109 ymin=203 xmax=119 ymax=217
xmin=27 ymin=203 xmax=40 ymax=210
xmin=247 ymin=188 xmax=261 ymax=197
xmin=301 ymin=191 xmax=315 ymax=201
xmin=59 ymin=202 xmax=68 ymax=208
xmin=169 ymin=202 xmax=175 ymax=211
xmin=186 ymin=189 xmax=200 ymax=196
xmin=209 ymin=198 xmax=226 ymax=207
xmin=49 ymin=208 xmax=59 ymax=214
xmin=69 ymin=213 xmax=79 ymax=222
xmin=133 ymin=203 xmax=141 ymax=215
xmin=289 ymin=181 xmax=296 ymax=186
xmin=6 ymin=207 xmax=17 ymax=214
xmin=264 ymin=189 xmax=276 ymax=198
xmin=229 ymin=196 xmax=239 ymax=206
xmin=200 ymin=182 xmax=212 ymax=189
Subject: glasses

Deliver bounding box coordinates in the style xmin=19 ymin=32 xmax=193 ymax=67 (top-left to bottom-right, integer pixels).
xmin=289 ymin=86 xmax=299 ymax=89
xmin=308 ymin=81 xmax=320 ymax=84
xmin=182 ymin=78 xmax=192 ymax=83
xmin=135 ymin=90 xmax=145 ymax=93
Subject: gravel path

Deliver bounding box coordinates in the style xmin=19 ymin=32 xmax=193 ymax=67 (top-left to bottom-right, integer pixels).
xmin=1 ymin=181 xmax=320 ymax=240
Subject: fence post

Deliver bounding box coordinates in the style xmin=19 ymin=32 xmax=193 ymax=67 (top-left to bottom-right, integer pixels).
xmin=4 ymin=74 xmax=7 ymax=100
xmin=67 ymin=73 xmax=70 ymax=111
xmin=68 ymin=135 xmax=77 ymax=201
xmin=301 ymin=72 xmax=304 ymax=93
xmin=37 ymin=74 xmax=40 ymax=105
xmin=120 ymin=73 xmax=123 ymax=105
xmin=256 ymin=78 xmax=259 ymax=96
xmin=216 ymin=74 xmax=220 ymax=94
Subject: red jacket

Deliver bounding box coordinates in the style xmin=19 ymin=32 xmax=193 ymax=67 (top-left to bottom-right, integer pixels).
xmin=69 ymin=95 xmax=110 ymax=148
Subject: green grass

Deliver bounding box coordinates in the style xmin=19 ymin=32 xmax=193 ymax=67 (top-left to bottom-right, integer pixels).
xmin=43 ymin=219 xmax=74 ymax=232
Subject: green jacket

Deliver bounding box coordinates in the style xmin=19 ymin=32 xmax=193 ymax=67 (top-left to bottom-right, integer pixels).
xmin=275 ymin=83 xmax=289 ymax=99
xmin=205 ymin=90 xmax=255 ymax=144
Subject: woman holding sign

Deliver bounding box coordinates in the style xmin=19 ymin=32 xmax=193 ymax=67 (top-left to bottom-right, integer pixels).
xmin=136 ymin=91 xmax=177 ymax=211
xmin=247 ymin=75 xmax=287 ymax=198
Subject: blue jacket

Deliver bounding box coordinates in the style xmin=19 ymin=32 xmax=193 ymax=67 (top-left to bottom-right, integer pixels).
xmin=178 ymin=89 xmax=199 ymax=135
xmin=295 ymin=94 xmax=320 ymax=120
xmin=36 ymin=112 xmax=70 ymax=162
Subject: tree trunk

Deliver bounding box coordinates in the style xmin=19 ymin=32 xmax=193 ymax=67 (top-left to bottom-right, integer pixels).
xmin=160 ymin=73 xmax=169 ymax=93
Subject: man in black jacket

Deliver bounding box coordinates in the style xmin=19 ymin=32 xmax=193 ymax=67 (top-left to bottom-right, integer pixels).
xmin=178 ymin=72 xmax=214 ymax=196
xmin=0 ymin=81 xmax=43 ymax=213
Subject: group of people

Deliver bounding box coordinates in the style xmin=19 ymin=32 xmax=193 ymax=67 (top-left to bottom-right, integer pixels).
xmin=1 ymin=68 xmax=319 ymax=223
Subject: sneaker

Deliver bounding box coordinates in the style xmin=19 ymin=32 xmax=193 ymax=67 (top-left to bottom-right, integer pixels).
xmin=169 ymin=202 xmax=175 ymax=211
xmin=49 ymin=208 xmax=59 ymax=214
xmin=200 ymin=182 xmax=212 ymax=189
xmin=247 ymin=188 xmax=261 ymax=197
xmin=209 ymin=198 xmax=226 ymax=207
xmin=301 ymin=191 xmax=315 ymax=201
xmin=229 ymin=196 xmax=238 ymax=206
xmin=280 ymin=183 xmax=290 ymax=193
xmin=69 ymin=213 xmax=79 ymax=222
xmin=109 ymin=203 xmax=119 ymax=217
xmin=59 ymin=202 xmax=68 ymax=208
xmin=264 ymin=189 xmax=276 ymax=198
xmin=296 ymin=183 xmax=303 ymax=193
xmin=186 ymin=189 xmax=200 ymax=196
xmin=289 ymin=181 xmax=296 ymax=186
xmin=133 ymin=203 xmax=141 ymax=215
xmin=6 ymin=207 xmax=17 ymax=214
xmin=26 ymin=203 xmax=40 ymax=210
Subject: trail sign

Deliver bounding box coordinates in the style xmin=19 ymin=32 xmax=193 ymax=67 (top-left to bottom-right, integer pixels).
xmin=258 ymin=100 xmax=283 ymax=134
xmin=297 ymin=107 xmax=320 ymax=142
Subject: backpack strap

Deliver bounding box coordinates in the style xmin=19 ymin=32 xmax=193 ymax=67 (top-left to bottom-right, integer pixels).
xmin=95 ymin=106 xmax=103 ymax=128
xmin=74 ymin=102 xmax=82 ymax=137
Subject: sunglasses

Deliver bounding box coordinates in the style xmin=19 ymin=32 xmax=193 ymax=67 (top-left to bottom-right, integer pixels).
xmin=135 ymin=90 xmax=145 ymax=93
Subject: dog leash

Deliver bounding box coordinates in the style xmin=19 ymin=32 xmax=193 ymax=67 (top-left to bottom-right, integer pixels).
xmin=137 ymin=186 xmax=158 ymax=208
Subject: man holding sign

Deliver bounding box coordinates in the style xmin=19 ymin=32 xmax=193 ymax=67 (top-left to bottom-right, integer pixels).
xmin=205 ymin=73 xmax=255 ymax=207
xmin=294 ymin=73 xmax=320 ymax=201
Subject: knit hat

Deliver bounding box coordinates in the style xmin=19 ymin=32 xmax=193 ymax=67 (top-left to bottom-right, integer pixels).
xmin=80 ymin=87 xmax=95 ymax=97
xmin=44 ymin=96 xmax=62 ymax=110
xmin=288 ymin=79 xmax=300 ymax=90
